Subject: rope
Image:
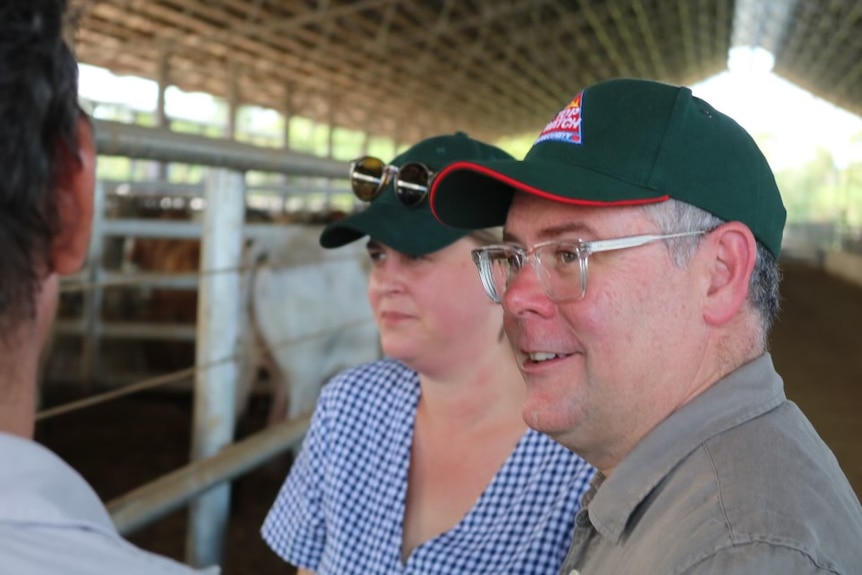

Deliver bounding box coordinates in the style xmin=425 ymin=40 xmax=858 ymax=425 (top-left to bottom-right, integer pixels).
xmin=36 ymin=367 xmax=200 ymax=420
xmin=36 ymin=317 xmax=374 ymax=421
xmin=59 ymin=251 xmax=361 ymax=293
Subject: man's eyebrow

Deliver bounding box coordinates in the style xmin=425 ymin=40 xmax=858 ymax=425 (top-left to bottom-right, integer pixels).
xmin=503 ymin=222 xmax=597 ymax=244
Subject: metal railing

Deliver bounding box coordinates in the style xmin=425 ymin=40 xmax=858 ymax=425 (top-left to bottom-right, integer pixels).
xmin=50 ymin=120 xmax=358 ymax=568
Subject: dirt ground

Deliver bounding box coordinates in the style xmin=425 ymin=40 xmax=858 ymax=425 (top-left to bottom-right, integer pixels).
xmin=35 ymin=262 xmax=862 ymax=575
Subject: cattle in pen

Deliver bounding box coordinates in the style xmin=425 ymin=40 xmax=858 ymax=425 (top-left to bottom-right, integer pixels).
xmin=125 ymin=221 xmax=379 ymax=426
xmin=236 ymin=224 xmax=378 ymax=424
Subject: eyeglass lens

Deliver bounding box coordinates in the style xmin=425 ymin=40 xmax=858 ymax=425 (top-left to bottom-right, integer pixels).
xmin=478 ymin=243 xmax=585 ymax=303
xmin=351 ymin=157 xmax=387 ymax=201
xmin=394 ymin=162 xmax=431 ymax=207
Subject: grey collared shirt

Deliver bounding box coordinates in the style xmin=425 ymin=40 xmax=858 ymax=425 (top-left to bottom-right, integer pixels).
xmin=560 ymin=353 xmax=862 ymax=575
xmin=0 ymin=432 xmax=220 ymax=575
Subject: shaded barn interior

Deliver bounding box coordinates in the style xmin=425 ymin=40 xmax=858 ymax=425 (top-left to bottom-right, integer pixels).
xmin=30 ymin=1 xmax=862 ymax=573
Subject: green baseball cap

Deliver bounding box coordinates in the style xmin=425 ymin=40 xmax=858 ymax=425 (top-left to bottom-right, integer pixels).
xmin=320 ymin=132 xmax=513 ymax=256
xmin=429 ymin=78 xmax=787 ymax=257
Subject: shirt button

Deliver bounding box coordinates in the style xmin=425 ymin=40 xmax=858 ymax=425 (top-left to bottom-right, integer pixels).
xmin=569 ymin=571 xmax=581 ymax=575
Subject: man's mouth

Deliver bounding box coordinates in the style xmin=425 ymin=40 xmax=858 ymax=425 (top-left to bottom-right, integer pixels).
xmin=526 ymin=351 xmax=569 ymax=363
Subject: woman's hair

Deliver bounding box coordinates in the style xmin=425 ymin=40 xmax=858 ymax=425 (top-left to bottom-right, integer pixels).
xmin=466 ymin=227 xmax=504 ymax=247
xmin=0 ymin=0 xmax=80 ymax=329
xmin=641 ymin=198 xmax=781 ymax=345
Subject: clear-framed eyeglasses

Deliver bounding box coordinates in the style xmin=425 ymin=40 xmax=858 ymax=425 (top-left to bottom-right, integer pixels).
xmin=471 ymin=231 xmax=706 ymax=304
xmin=349 ymin=156 xmax=434 ymax=207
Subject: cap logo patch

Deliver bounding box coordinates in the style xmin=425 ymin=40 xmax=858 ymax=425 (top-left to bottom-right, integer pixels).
xmin=535 ymin=92 xmax=583 ymax=145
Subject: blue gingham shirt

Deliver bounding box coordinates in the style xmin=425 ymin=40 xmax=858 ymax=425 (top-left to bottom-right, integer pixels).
xmin=261 ymin=359 xmax=595 ymax=575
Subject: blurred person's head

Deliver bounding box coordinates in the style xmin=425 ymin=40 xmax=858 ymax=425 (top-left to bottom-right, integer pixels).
xmin=0 ymin=0 xmax=95 ymax=436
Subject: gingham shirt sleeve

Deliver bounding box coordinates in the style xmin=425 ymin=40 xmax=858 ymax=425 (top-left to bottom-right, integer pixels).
xmin=260 ymin=391 xmax=331 ymax=569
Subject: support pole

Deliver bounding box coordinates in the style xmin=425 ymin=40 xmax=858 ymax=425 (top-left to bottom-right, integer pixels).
xmin=282 ymin=82 xmax=294 ymax=150
xmin=185 ymin=168 xmax=244 ymax=568
xmin=281 ymin=82 xmax=295 ymax=198
xmin=156 ymin=47 xmax=170 ymax=180
xmin=226 ymin=63 xmax=240 ymax=140
xmin=80 ymin=180 xmax=106 ymax=388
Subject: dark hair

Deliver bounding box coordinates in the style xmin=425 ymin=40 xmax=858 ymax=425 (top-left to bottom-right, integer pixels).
xmin=0 ymin=0 xmax=80 ymax=328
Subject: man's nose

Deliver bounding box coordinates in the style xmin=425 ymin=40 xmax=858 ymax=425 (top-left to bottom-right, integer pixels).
xmin=502 ymin=258 xmax=555 ymax=317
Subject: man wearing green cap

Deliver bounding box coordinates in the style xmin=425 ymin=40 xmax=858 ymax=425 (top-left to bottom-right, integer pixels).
xmin=261 ymin=133 xmax=595 ymax=575
xmin=428 ymin=79 xmax=862 ymax=573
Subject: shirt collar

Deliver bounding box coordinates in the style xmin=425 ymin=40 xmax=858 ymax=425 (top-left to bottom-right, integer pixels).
xmin=0 ymin=432 xmax=116 ymax=532
xmin=585 ymin=353 xmax=785 ymax=542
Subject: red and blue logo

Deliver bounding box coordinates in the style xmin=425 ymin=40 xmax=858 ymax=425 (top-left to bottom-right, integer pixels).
xmin=535 ymin=92 xmax=583 ymax=145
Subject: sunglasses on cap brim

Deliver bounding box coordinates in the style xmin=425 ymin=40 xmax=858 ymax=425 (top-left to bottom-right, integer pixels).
xmin=349 ymin=156 xmax=434 ymax=208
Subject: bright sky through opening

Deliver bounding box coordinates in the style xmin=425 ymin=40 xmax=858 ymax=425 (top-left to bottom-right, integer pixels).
xmin=78 ymin=46 xmax=862 ymax=172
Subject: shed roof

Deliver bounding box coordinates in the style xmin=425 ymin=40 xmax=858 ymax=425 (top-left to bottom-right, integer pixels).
xmin=72 ymin=0 xmax=862 ymax=143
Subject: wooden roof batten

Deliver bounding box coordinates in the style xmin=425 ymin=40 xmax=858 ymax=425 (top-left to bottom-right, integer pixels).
xmin=73 ymin=0 xmax=862 ymax=144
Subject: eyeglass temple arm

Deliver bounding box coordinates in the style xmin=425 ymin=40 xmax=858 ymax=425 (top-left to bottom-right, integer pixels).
xmin=585 ymin=231 xmax=705 ymax=254
xmin=352 ymin=172 xmax=383 ymax=184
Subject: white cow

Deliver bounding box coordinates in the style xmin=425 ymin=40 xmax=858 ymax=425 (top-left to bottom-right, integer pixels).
xmin=236 ymin=224 xmax=379 ymax=425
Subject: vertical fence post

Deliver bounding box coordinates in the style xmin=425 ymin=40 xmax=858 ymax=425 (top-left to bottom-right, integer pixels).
xmin=80 ymin=180 xmax=106 ymax=389
xmin=186 ymin=168 xmax=244 ymax=568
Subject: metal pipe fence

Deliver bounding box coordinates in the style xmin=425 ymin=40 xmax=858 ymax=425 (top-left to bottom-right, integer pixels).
xmin=48 ymin=120 xmax=363 ymax=568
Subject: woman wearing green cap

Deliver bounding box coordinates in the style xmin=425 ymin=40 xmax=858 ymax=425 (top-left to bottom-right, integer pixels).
xmin=260 ymin=133 xmax=594 ymax=575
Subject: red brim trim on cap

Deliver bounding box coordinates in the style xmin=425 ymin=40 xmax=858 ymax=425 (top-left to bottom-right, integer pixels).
xmin=430 ymin=161 xmax=670 ymax=221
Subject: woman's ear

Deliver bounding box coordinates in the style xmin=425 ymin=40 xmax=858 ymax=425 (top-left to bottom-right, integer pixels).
xmin=702 ymin=221 xmax=757 ymax=326
xmin=52 ymin=117 xmax=96 ymax=275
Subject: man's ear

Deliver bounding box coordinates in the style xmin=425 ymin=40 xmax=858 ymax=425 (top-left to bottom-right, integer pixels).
xmin=702 ymin=221 xmax=757 ymax=326
xmin=52 ymin=117 xmax=96 ymax=275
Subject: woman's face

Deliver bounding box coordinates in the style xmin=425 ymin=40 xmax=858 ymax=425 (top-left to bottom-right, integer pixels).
xmin=366 ymin=236 xmax=502 ymax=372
